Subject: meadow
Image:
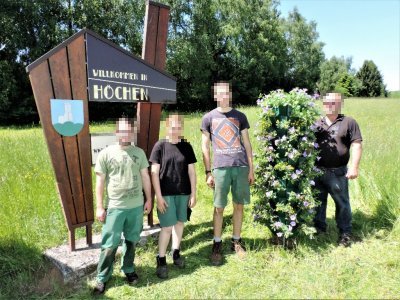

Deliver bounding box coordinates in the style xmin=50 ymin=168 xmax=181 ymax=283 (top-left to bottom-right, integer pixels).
xmin=0 ymin=97 xmax=399 ymax=299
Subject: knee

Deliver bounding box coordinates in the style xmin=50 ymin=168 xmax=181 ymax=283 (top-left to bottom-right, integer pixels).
xmin=233 ymin=203 xmax=244 ymax=212
xmin=161 ymin=226 xmax=173 ymax=234
xmin=214 ymin=207 xmax=224 ymax=216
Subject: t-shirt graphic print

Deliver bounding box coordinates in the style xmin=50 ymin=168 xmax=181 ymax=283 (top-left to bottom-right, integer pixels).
xmin=201 ymin=108 xmax=250 ymax=168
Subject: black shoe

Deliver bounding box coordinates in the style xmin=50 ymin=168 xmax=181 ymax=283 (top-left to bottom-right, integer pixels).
xmin=156 ymin=256 xmax=168 ymax=279
xmin=338 ymin=233 xmax=352 ymax=247
xmin=210 ymin=241 xmax=223 ymax=266
xmin=172 ymin=249 xmax=185 ymax=268
xmin=93 ymin=281 xmax=106 ymax=295
xmin=125 ymin=272 xmax=139 ymax=285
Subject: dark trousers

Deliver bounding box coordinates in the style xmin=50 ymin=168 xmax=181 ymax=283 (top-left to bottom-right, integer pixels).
xmin=314 ymin=166 xmax=352 ymax=234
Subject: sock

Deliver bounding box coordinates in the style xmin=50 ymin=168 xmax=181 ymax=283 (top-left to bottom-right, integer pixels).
xmin=157 ymin=255 xmax=167 ymax=266
xmin=172 ymin=249 xmax=180 ymax=260
xmin=232 ymin=235 xmax=240 ymax=241
xmin=214 ymin=237 xmax=222 ymax=243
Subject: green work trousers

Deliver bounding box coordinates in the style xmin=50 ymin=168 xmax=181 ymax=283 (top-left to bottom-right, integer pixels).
xmin=96 ymin=206 xmax=143 ymax=283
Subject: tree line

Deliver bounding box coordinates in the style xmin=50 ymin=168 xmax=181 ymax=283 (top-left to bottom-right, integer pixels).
xmin=0 ymin=0 xmax=387 ymax=124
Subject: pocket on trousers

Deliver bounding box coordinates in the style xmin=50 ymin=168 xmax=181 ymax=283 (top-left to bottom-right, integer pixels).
xmin=334 ymin=167 xmax=347 ymax=176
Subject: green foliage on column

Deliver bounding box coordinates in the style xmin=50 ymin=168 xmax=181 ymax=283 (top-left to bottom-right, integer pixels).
xmin=253 ymin=89 xmax=322 ymax=242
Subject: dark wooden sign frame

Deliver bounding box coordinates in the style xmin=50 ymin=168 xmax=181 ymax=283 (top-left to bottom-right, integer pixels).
xmin=26 ymin=1 xmax=172 ymax=251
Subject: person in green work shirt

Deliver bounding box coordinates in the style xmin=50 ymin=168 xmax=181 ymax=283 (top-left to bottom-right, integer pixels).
xmin=93 ymin=117 xmax=152 ymax=295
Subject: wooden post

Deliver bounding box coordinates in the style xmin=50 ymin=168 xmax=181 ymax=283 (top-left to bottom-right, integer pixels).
xmin=138 ymin=1 xmax=170 ymax=226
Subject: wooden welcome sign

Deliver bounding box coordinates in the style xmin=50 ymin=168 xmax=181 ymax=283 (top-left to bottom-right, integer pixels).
xmin=26 ymin=1 xmax=174 ymax=251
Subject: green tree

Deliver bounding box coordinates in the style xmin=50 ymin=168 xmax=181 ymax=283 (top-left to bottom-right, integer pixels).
xmin=283 ymin=8 xmax=325 ymax=92
xmin=217 ymin=0 xmax=287 ymax=104
xmin=335 ymin=73 xmax=361 ymax=97
xmin=356 ymin=60 xmax=387 ymax=97
xmin=317 ymin=56 xmax=353 ymax=96
xmin=0 ymin=0 xmax=66 ymax=124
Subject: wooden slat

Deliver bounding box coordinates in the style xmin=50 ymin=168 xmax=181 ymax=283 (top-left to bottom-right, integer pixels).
xmin=155 ymin=7 xmax=169 ymax=70
xmin=137 ymin=102 xmax=152 ymax=152
xmin=29 ymin=61 xmax=77 ymax=226
xmin=68 ymin=34 xmax=94 ymax=222
xmin=49 ymin=48 xmax=86 ymax=224
xmin=147 ymin=104 xmax=162 ymax=155
xmin=142 ymin=4 xmax=160 ymax=64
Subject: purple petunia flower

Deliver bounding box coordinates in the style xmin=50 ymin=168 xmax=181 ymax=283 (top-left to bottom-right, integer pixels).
xmin=288 ymin=152 xmax=294 ymax=159
xmin=263 ymin=106 xmax=269 ymax=113
xmin=268 ymin=146 xmax=274 ymax=151
xmin=290 ymin=214 xmax=296 ymax=221
xmin=317 ymin=156 xmax=321 ymax=161
xmin=290 ymin=221 xmax=296 ymax=227
xmin=276 ymin=232 xmax=283 ymax=237
xmin=303 ymin=151 xmax=308 ymax=157
xmin=303 ymin=201 xmax=309 ymax=207
xmin=313 ymin=166 xmax=321 ymax=172
xmin=268 ymin=156 xmax=273 ymax=162
xmin=291 ymin=173 xmax=298 ymax=180
xmin=274 ymin=221 xmax=283 ymax=228
xmin=314 ymin=142 xmax=319 ymax=149
xmin=301 ymin=136 xmax=308 ymax=142
xmin=295 ymin=169 xmax=303 ymax=175
xmin=308 ymin=102 xmax=315 ymax=107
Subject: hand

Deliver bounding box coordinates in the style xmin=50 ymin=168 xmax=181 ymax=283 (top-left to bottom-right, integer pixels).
xmin=248 ymin=169 xmax=255 ymax=185
xmin=96 ymin=207 xmax=106 ymax=223
xmin=206 ymin=174 xmax=215 ymax=189
xmin=156 ymin=196 xmax=168 ymax=214
xmin=189 ymin=194 xmax=196 ymax=208
xmin=346 ymin=166 xmax=359 ymax=179
xmin=144 ymin=199 xmax=152 ymax=215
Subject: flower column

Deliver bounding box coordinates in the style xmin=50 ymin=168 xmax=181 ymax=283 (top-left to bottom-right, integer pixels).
xmin=253 ymin=89 xmax=322 ymax=244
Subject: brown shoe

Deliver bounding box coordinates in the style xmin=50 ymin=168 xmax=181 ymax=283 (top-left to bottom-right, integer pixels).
xmin=210 ymin=241 xmax=223 ymax=266
xmin=231 ymin=238 xmax=246 ymax=259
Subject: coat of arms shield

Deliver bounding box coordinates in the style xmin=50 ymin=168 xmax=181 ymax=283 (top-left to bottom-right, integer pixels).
xmin=50 ymin=99 xmax=84 ymax=136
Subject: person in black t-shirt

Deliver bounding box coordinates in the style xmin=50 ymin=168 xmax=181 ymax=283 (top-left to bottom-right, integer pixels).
xmin=314 ymin=93 xmax=363 ymax=247
xmin=150 ymin=114 xmax=197 ymax=279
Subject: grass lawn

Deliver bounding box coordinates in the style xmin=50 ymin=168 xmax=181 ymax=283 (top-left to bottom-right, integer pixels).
xmin=0 ymin=97 xmax=399 ymax=299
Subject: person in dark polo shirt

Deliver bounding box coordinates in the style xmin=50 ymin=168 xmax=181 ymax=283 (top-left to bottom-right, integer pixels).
xmin=314 ymin=92 xmax=363 ymax=247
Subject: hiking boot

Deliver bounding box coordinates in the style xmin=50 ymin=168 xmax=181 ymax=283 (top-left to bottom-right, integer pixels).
xmin=156 ymin=256 xmax=168 ymax=279
xmin=93 ymin=281 xmax=106 ymax=295
xmin=210 ymin=241 xmax=223 ymax=266
xmin=172 ymin=249 xmax=185 ymax=268
xmin=231 ymin=238 xmax=246 ymax=258
xmin=125 ymin=272 xmax=139 ymax=285
xmin=338 ymin=233 xmax=352 ymax=247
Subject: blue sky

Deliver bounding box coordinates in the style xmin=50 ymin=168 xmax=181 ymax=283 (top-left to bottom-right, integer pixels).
xmin=279 ymin=0 xmax=400 ymax=91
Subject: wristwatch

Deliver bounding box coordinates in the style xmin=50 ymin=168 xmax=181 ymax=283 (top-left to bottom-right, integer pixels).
xmin=205 ymin=170 xmax=211 ymax=175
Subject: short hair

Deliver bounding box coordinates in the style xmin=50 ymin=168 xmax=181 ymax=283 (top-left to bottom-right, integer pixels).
xmin=212 ymin=81 xmax=231 ymax=94
xmin=165 ymin=113 xmax=183 ymax=127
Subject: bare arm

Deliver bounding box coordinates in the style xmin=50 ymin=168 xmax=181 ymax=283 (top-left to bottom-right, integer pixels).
xmin=150 ymin=163 xmax=168 ymax=213
xmin=346 ymin=140 xmax=363 ymax=179
xmin=201 ymin=130 xmax=214 ymax=188
xmin=241 ymin=128 xmax=255 ymax=185
xmin=188 ymin=163 xmax=197 ymax=208
xmin=95 ymin=172 xmax=106 ymax=222
xmin=140 ymin=167 xmax=153 ymax=213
